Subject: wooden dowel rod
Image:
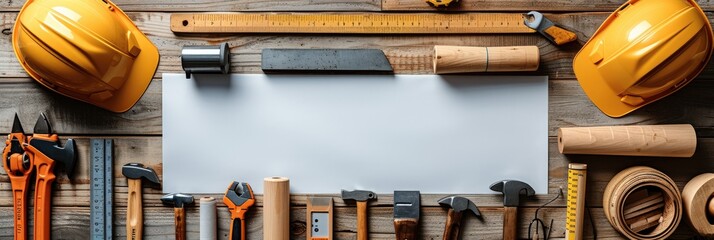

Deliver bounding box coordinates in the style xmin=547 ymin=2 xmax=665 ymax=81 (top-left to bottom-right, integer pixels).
xmin=264 ymin=177 xmax=290 ymax=240
xmin=433 ymin=46 xmax=539 ymax=74
xmin=558 ymin=124 xmax=696 ymax=157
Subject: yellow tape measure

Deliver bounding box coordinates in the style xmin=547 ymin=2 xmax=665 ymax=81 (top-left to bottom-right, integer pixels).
xmin=566 ymin=163 xmax=587 ymax=240
xmin=170 ymin=13 xmax=536 ymax=34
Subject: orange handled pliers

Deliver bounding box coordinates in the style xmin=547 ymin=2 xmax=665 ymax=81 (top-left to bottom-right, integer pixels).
xmin=3 ymin=113 xmax=76 ymax=240
xmin=223 ymin=181 xmax=255 ymax=240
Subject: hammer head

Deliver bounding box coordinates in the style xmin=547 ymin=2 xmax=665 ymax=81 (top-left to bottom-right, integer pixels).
xmin=341 ymin=189 xmax=377 ymax=202
xmin=161 ymin=193 xmax=194 ymax=208
xmin=490 ymin=180 xmax=535 ymax=207
xmin=122 ymin=163 xmax=161 ymax=186
xmin=438 ymin=196 xmax=481 ymax=217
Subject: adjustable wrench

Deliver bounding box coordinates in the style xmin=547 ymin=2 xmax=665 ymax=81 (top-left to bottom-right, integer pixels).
xmin=223 ymin=181 xmax=255 ymax=240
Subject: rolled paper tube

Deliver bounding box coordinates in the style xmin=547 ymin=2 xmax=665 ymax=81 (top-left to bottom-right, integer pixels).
xmin=433 ymin=45 xmax=539 ymax=74
xmin=682 ymin=173 xmax=714 ymax=237
xmin=264 ymin=176 xmax=290 ymax=240
xmin=199 ymin=197 xmax=216 ymax=240
xmin=557 ymin=124 xmax=696 ymax=157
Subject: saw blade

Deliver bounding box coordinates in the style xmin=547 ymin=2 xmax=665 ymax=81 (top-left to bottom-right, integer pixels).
xmin=261 ymin=49 xmax=393 ymax=73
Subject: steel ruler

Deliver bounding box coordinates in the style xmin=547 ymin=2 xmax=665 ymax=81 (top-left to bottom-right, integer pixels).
xmin=170 ymin=13 xmax=536 ymax=34
xmin=565 ymin=163 xmax=587 ymax=240
xmin=90 ymin=139 xmax=113 ymax=240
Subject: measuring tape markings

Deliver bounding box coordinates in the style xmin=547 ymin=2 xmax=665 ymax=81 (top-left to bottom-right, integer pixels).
xmin=565 ymin=163 xmax=587 ymax=240
xmin=90 ymin=139 xmax=113 ymax=240
xmin=171 ymin=13 xmax=536 ymax=34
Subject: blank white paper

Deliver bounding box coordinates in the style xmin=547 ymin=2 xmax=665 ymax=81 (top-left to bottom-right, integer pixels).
xmin=162 ymin=73 xmax=548 ymax=194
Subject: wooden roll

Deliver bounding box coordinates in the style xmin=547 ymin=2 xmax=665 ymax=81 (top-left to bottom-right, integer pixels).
xmin=558 ymin=124 xmax=696 ymax=157
xmin=433 ymin=45 xmax=539 ymax=74
xmin=603 ymin=166 xmax=682 ymax=240
xmin=264 ymin=176 xmax=290 ymax=240
xmin=682 ymin=173 xmax=714 ymax=237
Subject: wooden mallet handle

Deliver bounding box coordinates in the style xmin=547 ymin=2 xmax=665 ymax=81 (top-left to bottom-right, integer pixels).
xmin=394 ymin=218 xmax=418 ymax=240
xmin=357 ymin=201 xmax=368 ymax=240
xmin=442 ymin=208 xmax=464 ymax=240
xmin=175 ymin=207 xmax=187 ymax=240
xmin=503 ymin=206 xmax=518 ymax=240
xmin=127 ymin=179 xmax=143 ymax=240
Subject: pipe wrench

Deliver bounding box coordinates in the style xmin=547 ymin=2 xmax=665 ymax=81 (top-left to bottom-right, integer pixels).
xmin=223 ymin=181 xmax=255 ymax=240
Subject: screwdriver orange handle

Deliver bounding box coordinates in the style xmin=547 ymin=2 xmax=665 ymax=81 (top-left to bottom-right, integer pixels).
xmin=31 ymin=150 xmax=56 ymax=240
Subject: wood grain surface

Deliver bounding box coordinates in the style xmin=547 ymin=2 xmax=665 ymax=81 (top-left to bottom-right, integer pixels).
xmin=0 ymin=0 xmax=713 ymax=239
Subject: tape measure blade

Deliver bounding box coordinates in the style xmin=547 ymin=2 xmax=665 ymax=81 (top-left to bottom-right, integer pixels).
xmin=90 ymin=139 xmax=105 ymax=240
xmin=565 ymin=164 xmax=587 ymax=240
xmin=170 ymin=13 xmax=535 ymax=34
xmin=105 ymin=139 xmax=113 ymax=240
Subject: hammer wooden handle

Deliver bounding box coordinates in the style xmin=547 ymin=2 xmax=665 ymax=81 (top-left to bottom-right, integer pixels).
xmin=127 ymin=179 xmax=143 ymax=240
xmin=32 ymin=155 xmax=56 ymax=240
xmin=394 ymin=219 xmax=418 ymax=240
xmin=503 ymin=207 xmax=518 ymax=240
xmin=175 ymin=207 xmax=187 ymax=240
xmin=442 ymin=209 xmax=463 ymax=240
xmin=357 ymin=201 xmax=368 ymax=240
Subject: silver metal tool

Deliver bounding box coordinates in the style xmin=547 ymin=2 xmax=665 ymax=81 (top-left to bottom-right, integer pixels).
xmin=261 ymin=49 xmax=393 ymax=73
xmin=181 ymin=42 xmax=231 ymax=78
xmin=90 ymin=139 xmax=113 ymax=240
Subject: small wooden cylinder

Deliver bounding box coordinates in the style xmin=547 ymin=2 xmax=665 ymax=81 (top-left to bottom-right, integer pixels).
xmin=264 ymin=176 xmax=290 ymax=240
xmin=433 ymin=45 xmax=539 ymax=74
xmin=682 ymin=173 xmax=714 ymax=237
xmin=558 ymin=124 xmax=696 ymax=157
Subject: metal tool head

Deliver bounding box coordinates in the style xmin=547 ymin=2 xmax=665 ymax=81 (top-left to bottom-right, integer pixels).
xmin=394 ymin=191 xmax=420 ymax=219
xmin=524 ymin=11 xmax=544 ymax=30
xmin=11 ymin=113 xmax=25 ymax=134
xmin=121 ymin=163 xmax=161 ymax=185
xmin=341 ymin=189 xmax=377 ymax=202
xmin=490 ymin=180 xmax=535 ymax=207
xmin=28 ymin=112 xmax=77 ymax=176
xmin=161 ymin=193 xmax=195 ymax=208
xmin=438 ymin=196 xmax=481 ymax=217
xmin=224 ymin=181 xmax=255 ymax=207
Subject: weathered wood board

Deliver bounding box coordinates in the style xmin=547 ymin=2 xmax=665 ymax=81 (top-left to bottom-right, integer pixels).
xmin=0 ymin=0 xmax=713 ymax=239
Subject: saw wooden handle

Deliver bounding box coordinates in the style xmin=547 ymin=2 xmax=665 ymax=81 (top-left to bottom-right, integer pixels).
xmin=127 ymin=179 xmax=143 ymax=240
xmin=357 ymin=201 xmax=368 ymax=240
xmin=433 ymin=45 xmax=539 ymax=74
xmin=394 ymin=219 xmax=418 ymax=240
xmin=442 ymin=209 xmax=463 ymax=240
xmin=33 ymin=154 xmax=56 ymax=240
xmin=502 ymin=207 xmax=518 ymax=240
xmin=175 ymin=207 xmax=187 ymax=240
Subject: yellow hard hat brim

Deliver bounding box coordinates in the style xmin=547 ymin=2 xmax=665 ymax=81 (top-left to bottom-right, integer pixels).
xmin=12 ymin=0 xmax=159 ymax=113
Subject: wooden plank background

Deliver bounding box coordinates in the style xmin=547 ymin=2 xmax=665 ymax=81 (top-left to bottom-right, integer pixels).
xmin=0 ymin=0 xmax=713 ymax=239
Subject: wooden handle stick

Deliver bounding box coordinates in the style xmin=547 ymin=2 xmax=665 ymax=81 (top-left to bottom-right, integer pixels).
xmin=175 ymin=207 xmax=187 ymax=240
xmin=264 ymin=177 xmax=290 ymax=240
xmin=127 ymin=179 xmax=143 ymax=240
xmin=433 ymin=45 xmax=539 ymax=74
xmin=503 ymin=206 xmax=518 ymax=240
xmin=442 ymin=209 xmax=463 ymax=240
xmin=356 ymin=201 xmax=368 ymax=240
xmin=558 ymin=124 xmax=696 ymax=157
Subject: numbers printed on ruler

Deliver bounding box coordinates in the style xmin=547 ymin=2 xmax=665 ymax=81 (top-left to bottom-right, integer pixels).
xmin=91 ymin=139 xmax=113 ymax=240
xmin=565 ymin=164 xmax=587 ymax=240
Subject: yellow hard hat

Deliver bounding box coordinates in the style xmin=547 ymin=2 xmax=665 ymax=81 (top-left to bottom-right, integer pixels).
xmin=13 ymin=0 xmax=159 ymax=113
xmin=573 ymin=0 xmax=713 ymax=117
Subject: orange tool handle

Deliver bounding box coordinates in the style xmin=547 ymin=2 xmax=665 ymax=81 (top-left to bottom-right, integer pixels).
xmin=127 ymin=179 xmax=144 ymax=240
xmin=31 ymin=150 xmax=56 ymax=240
xmin=229 ymin=217 xmax=246 ymax=240
xmin=9 ymin=171 xmax=31 ymax=240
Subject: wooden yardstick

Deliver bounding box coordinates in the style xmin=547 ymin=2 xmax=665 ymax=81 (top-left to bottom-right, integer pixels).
xmin=170 ymin=13 xmax=536 ymax=34
xmin=565 ymin=163 xmax=587 ymax=240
